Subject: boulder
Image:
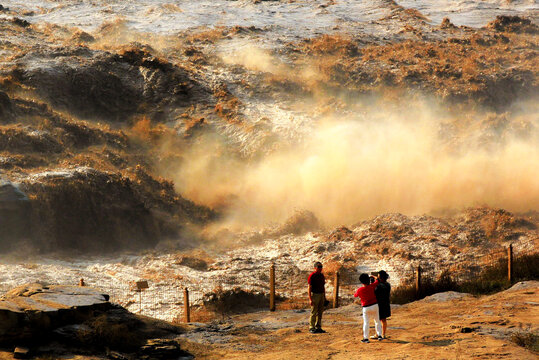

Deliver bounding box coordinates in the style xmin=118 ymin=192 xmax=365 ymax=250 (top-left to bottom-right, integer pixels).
xmin=0 ymin=283 xmax=111 ymax=344
xmin=13 ymin=346 xmax=30 ymax=359
xmin=139 ymin=339 xmax=193 ymax=360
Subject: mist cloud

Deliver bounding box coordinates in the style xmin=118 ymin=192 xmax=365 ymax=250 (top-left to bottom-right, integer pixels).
xmin=168 ymin=107 xmax=538 ymax=230
xmin=153 ymin=41 xmax=539 ymax=230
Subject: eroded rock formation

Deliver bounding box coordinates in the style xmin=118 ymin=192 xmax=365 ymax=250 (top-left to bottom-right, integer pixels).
xmin=0 ymin=283 xmax=191 ymax=359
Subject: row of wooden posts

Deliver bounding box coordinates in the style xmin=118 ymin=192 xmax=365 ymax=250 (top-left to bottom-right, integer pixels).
xmin=182 ymin=244 xmax=515 ymax=322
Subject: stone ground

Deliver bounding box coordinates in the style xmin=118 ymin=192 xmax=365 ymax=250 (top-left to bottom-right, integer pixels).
xmin=178 ymin=281 xmax=538 ymax=359
xmin=0 ymin=282 xmax=536 ymax=359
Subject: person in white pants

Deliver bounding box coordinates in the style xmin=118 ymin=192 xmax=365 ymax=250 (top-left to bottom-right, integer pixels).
xmin=362 ymin=303 xmax=383 ymax=340
xmin=354 ymin=273 xmax=383 ymax=343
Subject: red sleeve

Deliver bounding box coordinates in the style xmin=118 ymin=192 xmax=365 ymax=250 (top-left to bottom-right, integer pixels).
xmin=308 ymin=272 xmax=313 ymax=285
xmin=372 ymin=279 xmax=379 ymax=287
xmin=354 ymin=287 xmax=361 ymax=298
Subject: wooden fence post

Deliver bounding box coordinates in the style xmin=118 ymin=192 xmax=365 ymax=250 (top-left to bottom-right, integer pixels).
xmin=184 ymin=287 xmax=190 ymax=323
xmin=415 ymin=265 xmax=422 ymax=297
xmin=270 ymin=263 xmax=276 ymax=311
xmin=333 ymin=271 xmax=340 ymax=308
xmin=508 ymin=244 xmax=513 ymax=284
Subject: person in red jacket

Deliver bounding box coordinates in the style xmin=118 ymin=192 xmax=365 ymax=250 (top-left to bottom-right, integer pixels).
xmin=354 ymin=273 xmax=383 ymax=343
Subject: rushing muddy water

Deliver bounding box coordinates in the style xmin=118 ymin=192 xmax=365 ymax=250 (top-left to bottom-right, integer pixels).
xmin=3 ymin=0 xmax=538 ymax=38
xmin=400 ymin=0 xmax=538 ymax=26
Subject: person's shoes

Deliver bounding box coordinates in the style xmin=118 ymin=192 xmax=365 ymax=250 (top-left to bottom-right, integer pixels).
xmin=309 ymin=328 xmax=317 ymax=334
xmin=377 ymin=336 xmax=384 ymax=341
xmin=315 ymin=328 xmax=326 ymax=333
xmin=361 ymin=338 xmax=370 ymax=343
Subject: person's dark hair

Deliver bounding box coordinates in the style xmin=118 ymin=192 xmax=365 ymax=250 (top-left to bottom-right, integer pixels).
xmin=359 ymin=273 xmax=370 ymax=285
xmin=314 ymin=261 xmax=323 ymax=268
xmin=378 ymin=270 xmax=389 ymax=281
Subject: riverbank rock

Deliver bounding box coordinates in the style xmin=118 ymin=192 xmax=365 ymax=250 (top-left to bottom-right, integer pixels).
xmin=0 ymin=283 xmax=111 ymax=343
xmin=0 ymin=283 xmax=190 ymax=359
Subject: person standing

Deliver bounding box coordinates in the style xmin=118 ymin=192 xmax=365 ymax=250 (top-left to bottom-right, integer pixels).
xmin=375 ymin=270 xmax=391 ymax=339
xmin=308 ymin=261 xmax=326 ymax=334
xmin=354 ymin=273 xmax=383 ymax=343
